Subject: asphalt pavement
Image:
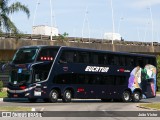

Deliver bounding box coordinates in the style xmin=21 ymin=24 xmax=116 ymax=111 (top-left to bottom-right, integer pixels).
xmin=0 ymin=95 xmax=159 ymax=120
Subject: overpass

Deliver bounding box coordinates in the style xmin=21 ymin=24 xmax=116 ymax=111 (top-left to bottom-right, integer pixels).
xmin=0 ymin=34 xmax=160 ymax=61
xmin=1 ymin=34 xmax=160 ymax=86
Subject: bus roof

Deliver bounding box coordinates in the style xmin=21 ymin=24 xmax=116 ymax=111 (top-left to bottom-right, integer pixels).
xmin=19 ymin=45 xmax=61 ymax=49
xmin=19 ymin=45 xmax=155 ymax=58
xmin=61 ymin=46 xmax=155 ymax=58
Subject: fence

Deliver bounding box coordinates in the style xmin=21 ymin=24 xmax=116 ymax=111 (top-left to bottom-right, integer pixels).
xmin=0 ymin=63 xmax=9 ymax=87
xmin=0 ymin=72 xmax=9 ymax=87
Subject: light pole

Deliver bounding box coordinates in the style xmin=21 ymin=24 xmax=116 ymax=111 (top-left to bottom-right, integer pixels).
xmin=82 ymin=7 xmax=90 ymax=42
xmin=147 ymin=5 xmax=154 ymax=46
xmin=118 ymin=17 xmax=124 ymax=33
xmin=110 ymin=0 xmax=115 ymax=44
xmin=50 ymin=0 xmax=53 ymax=41
xmin=33 ymin=0 xmax=40 ymax=27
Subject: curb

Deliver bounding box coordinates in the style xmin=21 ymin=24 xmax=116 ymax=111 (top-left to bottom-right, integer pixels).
xmin=137 ymin=105 xmax=160 ymax=111
xmin=0 ymin=97 xmax=28 ymax=102
xmin=0 ymin=98 xmax=3 ymax=102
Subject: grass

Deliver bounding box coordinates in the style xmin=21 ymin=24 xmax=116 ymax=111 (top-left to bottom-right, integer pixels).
xmin=139 ymin=103 xmax=160 ymax=110
xmin=157 ymin=91 xmax=160 ymax=94
xmin=0 ymin=106 xmax=31 ymax=111
xmin=0 ymin=91 xmax=7 ymax=98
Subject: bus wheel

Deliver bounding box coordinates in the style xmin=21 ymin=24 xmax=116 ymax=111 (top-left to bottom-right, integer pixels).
xmin=49 ymin=89 xmax=59 ymax=103
xmin=122 ymin=91 xmax=131 ymax=102
xmin=28 ymin=98 xmax=37 ymax=103
xmin=132 ymin=91 xmax=141 ymax=102
xmin=62 ymin=90 xmax=72 ymax=102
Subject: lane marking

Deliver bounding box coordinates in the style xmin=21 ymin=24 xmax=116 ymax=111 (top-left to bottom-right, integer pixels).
xmin=40 ymin=108 xmax=44 ymax=111
xmin=31 ymin=108 xmax=36 ymax=111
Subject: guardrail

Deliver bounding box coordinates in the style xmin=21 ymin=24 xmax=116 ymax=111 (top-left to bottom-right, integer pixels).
xmin=0 ymin=63 xmax=9 ymax=87
xmin=0 ymin=73 xmax=9 ymax=87
xmin=0 ymin=33 xmax=160 ymax=46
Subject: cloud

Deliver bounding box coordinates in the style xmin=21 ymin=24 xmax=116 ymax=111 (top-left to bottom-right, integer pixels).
xmin=131 ymin=0 xmax=160 ymax=8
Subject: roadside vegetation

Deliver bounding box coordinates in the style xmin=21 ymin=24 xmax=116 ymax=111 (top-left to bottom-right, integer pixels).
xmin=0 ymin=0 xmax=30 ymax=33
xmin=157 ymin=55 xmax=160 ymax=91
xmin=139 ymin=103 xmax=160 ymax=110
xmin=0 ymin=106 xmax=31 ymax=111
xmin=0 ymin=91 xmax=7 ymax=98
xmin=0 ymin=80 xmax=7 ymax=98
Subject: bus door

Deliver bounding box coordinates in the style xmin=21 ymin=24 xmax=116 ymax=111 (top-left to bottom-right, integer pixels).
xmin=32 ymin=63 xmax=52 ymax=98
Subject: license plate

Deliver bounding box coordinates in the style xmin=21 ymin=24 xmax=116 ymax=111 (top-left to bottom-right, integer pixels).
xmin=13 ymin=94 xmax=18 ymax=97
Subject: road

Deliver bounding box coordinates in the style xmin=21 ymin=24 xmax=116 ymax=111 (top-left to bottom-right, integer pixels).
xmin=0 ymin=96 xmax=160 ymax=120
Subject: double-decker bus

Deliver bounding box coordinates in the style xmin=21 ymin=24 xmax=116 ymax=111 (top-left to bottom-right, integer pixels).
xmin=7 ymin=45 xmax=157 ymax=102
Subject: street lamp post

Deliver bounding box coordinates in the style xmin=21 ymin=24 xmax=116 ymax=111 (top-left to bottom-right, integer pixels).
xmin=118 ymin=17 xmax=124 ymax=33
xmin=50 ymin=0 xmax=53 ymax=41
xmin=110 ymin=0 xmax=115 ymax=44
xmin=148 ymin=5 xmax=153 ymax=46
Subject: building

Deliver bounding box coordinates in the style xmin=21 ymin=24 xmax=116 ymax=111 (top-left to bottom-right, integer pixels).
xmin=32 ymin=25 xmax=59 ymax=36
xmin=104 ymin=32 xmax=122 ymax=41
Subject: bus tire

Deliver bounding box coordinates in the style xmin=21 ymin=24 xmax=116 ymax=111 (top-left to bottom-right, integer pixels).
xmin=62 ymin=90 xmax=72 ymax=103
xmin=122 ymin=91 xmax=131 ymax=102
xmin=132 ymin=91 xmax=141 ymax=102
xmin=49 ymin=89 xmax=59 ymax=103
xmin=28 ymin=98 xmax=37 ymax=103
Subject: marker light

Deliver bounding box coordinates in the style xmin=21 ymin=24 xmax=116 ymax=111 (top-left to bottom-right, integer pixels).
xmin=77 ymin=88 xmax=85 ymax=92
xmin=40 ymin=56 xmax=54 ymax=61
xmin=50 ymin=57 xmax=53 ymax=60
xmin=41 ymin=57 xmax=43 ymax=60
xmin=119 ymin=68 xmax=124 ymax=72
xmin=20 ymin=86 xmax=26 ymax=90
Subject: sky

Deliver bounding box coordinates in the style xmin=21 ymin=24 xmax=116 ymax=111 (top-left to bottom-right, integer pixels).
xmin=9 ymin=0 xmax=160 ymax=42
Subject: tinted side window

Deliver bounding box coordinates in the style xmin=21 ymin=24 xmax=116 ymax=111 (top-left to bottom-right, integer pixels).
xmin=78 ymin=52 xmax=89 ymax=63
xmin=99 ymin=54 xmax=108 ymax=65
xmin=103 ymin=76 xmax=115 ymax=85
xmin=108 ymin=54 xmax=114 ymax=65
xmin=89 ymin=75 xmax=101 ymax=85
xmin=113 ymin=55 xmax=119 ymax=65
xmin=119 ymin=56 xmax=126 ymax=66
xmin=91 ymin=53 xmax=99 ymax=64
xmin=59 ymin=50 xmax=76 ymax=63
xmin=149 ymin=58 xmax=156 ymax=66
xmin=126 ymin=57 xmax=135 ymax=66
xmin=53 ymin=74 xmax=71 ymax=84
xmin=115 ymin=76 xmax=126 ymax=85
xmin=136 ymin=57 xmax=144 ymax=67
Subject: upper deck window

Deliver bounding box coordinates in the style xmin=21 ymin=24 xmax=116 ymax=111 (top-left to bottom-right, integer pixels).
xmin=12 ymin=48 xmax=38 ymax=64
xmin=59 ymin=51 xmax=76 ymax=63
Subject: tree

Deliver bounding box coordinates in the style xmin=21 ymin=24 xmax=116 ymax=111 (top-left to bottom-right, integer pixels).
xmin=157 ymin=55 xmax=160 ymax=91
xmin=0 ymin=0 xmax=30 ymax=33
xmin=58 ymin=32 xmax=69 ymax=41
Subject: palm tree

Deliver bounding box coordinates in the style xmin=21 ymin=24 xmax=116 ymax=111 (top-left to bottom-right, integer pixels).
xmin=0 ymin=0 xmax=30 ymax=33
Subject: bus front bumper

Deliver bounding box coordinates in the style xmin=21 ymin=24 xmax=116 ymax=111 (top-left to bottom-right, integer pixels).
xmin=7 ymin=86 xmax=36 ymax=98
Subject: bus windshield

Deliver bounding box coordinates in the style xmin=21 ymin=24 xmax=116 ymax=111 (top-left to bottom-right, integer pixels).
xmin=12 ymin=48 xmax=39 ymax=64
xmin=10 ymin=70 xmax=31 ymax=84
